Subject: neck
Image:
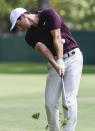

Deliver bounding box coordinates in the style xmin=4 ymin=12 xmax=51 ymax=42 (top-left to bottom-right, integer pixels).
xmin=28 ymin=14 xmax=39 ymax=27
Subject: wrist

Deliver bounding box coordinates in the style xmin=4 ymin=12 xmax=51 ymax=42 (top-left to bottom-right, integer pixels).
xmin=56 ymin=59 xmax=64 ymax=65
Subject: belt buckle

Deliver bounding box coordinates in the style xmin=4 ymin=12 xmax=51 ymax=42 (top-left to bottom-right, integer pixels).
xmin=67 ymin=53 xmax=70 ymax=57
xmin=72 ymin=51 xmax=75 ymax=55
xmin=64 ymin=49 xmax=75 ymax=59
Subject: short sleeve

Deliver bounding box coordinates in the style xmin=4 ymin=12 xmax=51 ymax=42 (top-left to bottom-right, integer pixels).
xmin=47 ymin=8 xmax=61 ymax=30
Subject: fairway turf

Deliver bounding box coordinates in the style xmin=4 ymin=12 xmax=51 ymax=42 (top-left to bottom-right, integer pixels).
xmin=0 ymin=74 xmax=95 ymax=131
xmin=0 ymin=63 xmax=95 ymax=74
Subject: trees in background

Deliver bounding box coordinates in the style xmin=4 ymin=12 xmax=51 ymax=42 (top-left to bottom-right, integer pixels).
xmin=0 ymin=0 xmax=95 ymax=33
xmin=51 ymin=0 xmax=95 ymax=30
xmin=38 ymin=0 xmax=50 ymax=9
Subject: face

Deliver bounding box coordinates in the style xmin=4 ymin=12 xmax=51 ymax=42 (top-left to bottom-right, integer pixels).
xmin=16 ymin=14 xmax=31 ymax=31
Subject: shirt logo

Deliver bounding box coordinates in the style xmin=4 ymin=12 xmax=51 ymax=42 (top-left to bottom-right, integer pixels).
xmin=43 ymin=21 xmax=46 ymax=26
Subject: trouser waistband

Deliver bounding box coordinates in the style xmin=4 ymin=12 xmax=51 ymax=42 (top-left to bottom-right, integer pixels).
xmin=54 ymin=48 xmax=79 ymax=60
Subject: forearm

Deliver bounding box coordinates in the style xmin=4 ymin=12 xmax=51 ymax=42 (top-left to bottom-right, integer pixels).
xmin=51 ymin=29 xmax=64 ymax=60
xmin=35 ymin=42 xmax=65 ymax=76
xmin=35 ymin=42 xmax=58 ymax=69
xmin=53 ymin=39 xmax=63 ymax=60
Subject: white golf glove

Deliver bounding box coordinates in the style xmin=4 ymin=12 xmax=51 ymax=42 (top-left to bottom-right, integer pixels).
xmin=56 ymin=59 xmax=65 ymax=76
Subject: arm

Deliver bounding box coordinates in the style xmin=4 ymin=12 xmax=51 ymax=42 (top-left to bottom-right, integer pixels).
xmin=50 ymin=28 xmax=63 ymax=60
xmin=35 ymin=42 xmax=63 ymax=76
xmin=50 ymin=28 xmax=65 ymax=75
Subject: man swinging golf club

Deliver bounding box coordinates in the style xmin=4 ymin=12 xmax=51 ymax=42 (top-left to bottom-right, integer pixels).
xmin=10 ymin=7 xmax=83 ymax=131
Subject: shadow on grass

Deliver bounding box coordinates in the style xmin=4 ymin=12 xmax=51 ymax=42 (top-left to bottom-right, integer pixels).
xmin=0 ymin=62 xmax=95 ymax=74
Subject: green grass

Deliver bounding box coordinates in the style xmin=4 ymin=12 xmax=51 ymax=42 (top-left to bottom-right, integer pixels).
xmin=0 ymin=62 xmax=47 ymax=74
xmin=0 ymin=62 xmax=95 ymax=74
xmin=77 ymin=74 xmax=95 ymax=131
xmin=0 ymin=74 xmax=46 ymax=131
xmin=0 ymin=74 xmax=95 ymax=131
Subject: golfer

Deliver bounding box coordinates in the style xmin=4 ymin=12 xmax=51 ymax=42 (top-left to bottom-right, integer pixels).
xmin=10 ymin=7 xmax=83 ymax=131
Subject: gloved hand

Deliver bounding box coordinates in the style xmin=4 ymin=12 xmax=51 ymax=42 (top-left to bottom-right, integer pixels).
xmin=56 ymin=59 xmax=65 ymax=76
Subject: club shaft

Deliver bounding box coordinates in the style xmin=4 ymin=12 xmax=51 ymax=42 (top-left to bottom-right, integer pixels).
xmin=61 ymin=75 xmax=68 ymax=110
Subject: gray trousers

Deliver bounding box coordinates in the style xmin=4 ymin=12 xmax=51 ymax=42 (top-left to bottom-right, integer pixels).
xmin=45 ymin=48 xmax=83 ymax=131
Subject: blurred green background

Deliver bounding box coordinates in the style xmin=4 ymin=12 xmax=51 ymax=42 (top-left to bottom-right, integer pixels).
xmin=0 ymin=0 xmax=95 ymax=32
xmin=0 ymin=0 xmax=95 ymax=64
xmin=0 ymin=0 xmax=95 ymax=131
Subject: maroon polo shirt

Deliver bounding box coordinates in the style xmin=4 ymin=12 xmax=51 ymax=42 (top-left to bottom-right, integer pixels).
xmin=25 ymin=8 xmax=78 ymax=56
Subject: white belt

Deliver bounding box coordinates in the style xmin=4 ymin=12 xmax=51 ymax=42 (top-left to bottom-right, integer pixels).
xmin=48 ymin=48 xmax=79 ymax=70
xmin=54 ymin=48 xmax=79 ymax=60
xmin=64 ymin=48 xmax=75 ymax=59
